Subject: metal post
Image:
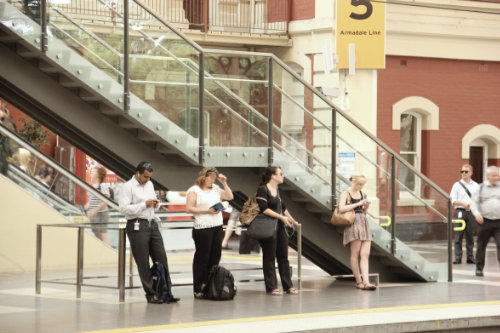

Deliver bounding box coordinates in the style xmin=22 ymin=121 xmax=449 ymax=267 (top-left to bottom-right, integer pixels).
xmin=331 ymin=109 xmax=337 ymax=208
xmin=248 ymin=111 xmax=253 ymax=146
xmin=267 ymin=57 xmax=274 ymax=166
xmin=129 ymin=248 xmax=134 ymax=287
xmin=40 ymin=0 xmax=47 ymax=52
xmin=447 ymin=199 xmax=453 ymax=282
xmin=297 ymin=224 xmax=302 ymax=290
xmin=123 ymin=0 xmax=130 ymax=111
xmin=76 ymin=227 xmax=84 ymax=298
xmin=390 ymin=154 xmax=396 ymax=255
xmin=198 ymin=53 xmax=205 ymax=165
xmin=118 ymin=228 xmax=126 ymax=302
xmin=35 ymin=225 xmax=42 ymax=294
xmin=186 ymin=70 xmax=191 ymax=134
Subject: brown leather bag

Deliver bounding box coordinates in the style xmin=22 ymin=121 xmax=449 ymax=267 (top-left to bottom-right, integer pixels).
xmin=330 ymin=191 xmax=356 ymax=226
xmin=239 ymin=196 xmax=260 ymax=225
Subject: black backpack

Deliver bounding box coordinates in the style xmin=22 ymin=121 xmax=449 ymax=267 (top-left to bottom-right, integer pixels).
xmin=204 ymin=265 xmax=237 ymax=300
xmin=151 ymin=262 xmax=172 ymax=302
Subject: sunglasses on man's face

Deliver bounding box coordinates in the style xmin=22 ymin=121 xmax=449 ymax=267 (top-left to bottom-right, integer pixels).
xmin=460 ymin=170 xmax=469 ymax=174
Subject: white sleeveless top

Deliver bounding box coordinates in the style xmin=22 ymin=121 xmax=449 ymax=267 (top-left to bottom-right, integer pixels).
xmin=187 ymin=184 xmax=223 ymax=229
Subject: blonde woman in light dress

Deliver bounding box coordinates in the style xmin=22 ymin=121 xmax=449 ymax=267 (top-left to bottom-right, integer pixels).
xmin=338 ymin=175 xmax=376 ymax=290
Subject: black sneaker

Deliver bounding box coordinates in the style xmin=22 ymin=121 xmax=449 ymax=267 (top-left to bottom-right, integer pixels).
xmin=475 ymin=269 xmax=484 ymax=277
xmin=453 ymin=259 xmax=461 ymax=264
xmin=467 ymin=258 xmax=476 ymax=264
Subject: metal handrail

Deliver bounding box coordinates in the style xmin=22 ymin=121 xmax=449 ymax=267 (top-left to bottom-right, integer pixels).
xmin=0 ymin=124 xmax=118 ymax=210
xmin=35 ymin=221 xmax=303 ymax=301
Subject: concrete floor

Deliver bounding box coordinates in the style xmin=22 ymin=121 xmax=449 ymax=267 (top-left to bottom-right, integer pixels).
xmin=1 ymin=240 xmax=500 ymax=333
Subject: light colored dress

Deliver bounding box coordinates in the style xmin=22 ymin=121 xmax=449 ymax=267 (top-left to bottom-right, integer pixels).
xmin=343 ymin=192 xmax=372 ymax=246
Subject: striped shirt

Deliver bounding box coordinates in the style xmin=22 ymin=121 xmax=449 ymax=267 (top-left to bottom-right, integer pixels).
xmin=88 ymin=184 xmax=109 ymax=212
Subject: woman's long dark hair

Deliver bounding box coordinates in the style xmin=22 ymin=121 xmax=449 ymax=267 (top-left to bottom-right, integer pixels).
xmin=260 ymin=166 xmax=279 ymax=186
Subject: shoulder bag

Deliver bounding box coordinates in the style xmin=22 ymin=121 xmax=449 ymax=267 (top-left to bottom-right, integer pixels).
xmin=330 ymin=191 xmax=356 ymax=226
xmin=246 ymin=213 xmax=278 ymax=240
xmin=247 ymin=187 xmax=282 ymax=240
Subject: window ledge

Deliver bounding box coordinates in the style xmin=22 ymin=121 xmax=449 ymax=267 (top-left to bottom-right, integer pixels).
xmin=397 ymin=198 xmax=435 ymax=207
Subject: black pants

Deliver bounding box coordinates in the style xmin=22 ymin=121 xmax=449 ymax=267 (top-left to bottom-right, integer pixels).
xmin=126 ymin=219 xmax=173 ymax=298
xmin=258 ymin=222 xmax=293 ymax=292
xmin=453 ymin=209 xmax=476 ymax=261
xmin=192 ymin=225 xmax=223 ymax=293
xmin=475 ymin=218 xmax=500 ymax=271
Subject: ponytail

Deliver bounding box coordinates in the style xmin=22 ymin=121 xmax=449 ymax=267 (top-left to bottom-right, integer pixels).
xmin=260 ymin=166 xmax=278 ymax=185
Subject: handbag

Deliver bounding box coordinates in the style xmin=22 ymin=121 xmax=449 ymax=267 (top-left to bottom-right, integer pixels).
xmin=330 ymin=191 xmax=356 ymax=226
xmin=239 ymin=196 xmax=260 ymax=225
xmin=246 ymin=214 xmax=278 ymax=240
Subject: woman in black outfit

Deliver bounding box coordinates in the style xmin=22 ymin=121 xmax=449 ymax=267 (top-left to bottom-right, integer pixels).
xmin=256 ymin=166 xmax=300 ymax=296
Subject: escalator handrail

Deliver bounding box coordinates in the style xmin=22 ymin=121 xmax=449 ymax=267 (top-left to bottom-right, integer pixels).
xmin=7 ymin=163 xmax=84 ymax=215
xmin=0 ymin=124 xmax=119 ymax=211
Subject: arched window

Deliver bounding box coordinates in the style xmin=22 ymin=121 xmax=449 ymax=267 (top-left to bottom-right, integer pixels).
xmin=399 ymin=111 xmax=422 ymax=195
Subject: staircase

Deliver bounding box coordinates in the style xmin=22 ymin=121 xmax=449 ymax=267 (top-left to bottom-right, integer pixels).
xmin=0 ymin=0 xmax=452 ymax=282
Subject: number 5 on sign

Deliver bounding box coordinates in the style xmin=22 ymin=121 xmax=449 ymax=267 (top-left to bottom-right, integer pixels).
xmin=336 ymin=0 xmax=386 ymax=69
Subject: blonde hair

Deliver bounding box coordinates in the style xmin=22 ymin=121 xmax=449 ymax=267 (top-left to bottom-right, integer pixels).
xmin=194 ymin=166 xmax=219 ymax=187
xmin=349 ymin=174 xmax=367 ymax=185
xmin=462 ymin=164 xmax=473 ymax=172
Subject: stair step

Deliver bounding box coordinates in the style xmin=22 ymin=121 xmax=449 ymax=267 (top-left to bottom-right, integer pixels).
xmin=79 ymin=88 xmax=104 ymax=102
xmin=118 ymin=117 xmax=139 ymax=129
xmin=99 ymin=103 xmax=124 ymax=116
xmin=16 ymin=43 xmax=38 ymax=58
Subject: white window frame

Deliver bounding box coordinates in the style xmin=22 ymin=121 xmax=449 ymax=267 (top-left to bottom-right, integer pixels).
xmin=399 ymin=111 xmax=422 ymax=198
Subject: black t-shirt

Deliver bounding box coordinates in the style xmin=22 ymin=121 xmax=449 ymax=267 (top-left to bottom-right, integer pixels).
xmin=256 ymin=185 xmax=286 ymax=214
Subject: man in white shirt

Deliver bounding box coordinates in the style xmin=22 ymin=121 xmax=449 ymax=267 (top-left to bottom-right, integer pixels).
xmin=119 ymin=161 xmax=179 ymax=304
xmin=471 ymin=165 xmax=500 ymax=277
xmin=449 ymin=164 xmax=480 ymax=264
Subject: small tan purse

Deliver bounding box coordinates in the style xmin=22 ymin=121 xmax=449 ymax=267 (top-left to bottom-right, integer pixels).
xmin=330 ymin=192 xmax=356 ymax=226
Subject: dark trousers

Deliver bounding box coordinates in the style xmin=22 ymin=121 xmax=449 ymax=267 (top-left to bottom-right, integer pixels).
xmin=453 ymin=209 xmax=476 ymax=261
xmin=258 ymin=222 xmax=293 ymax=292
xmin=475 ymin=218 xmax=500 ymax=271
xmin=126 ymin=219 xmax=173 ymax=298
xmin=192 ymin=225 xmax=223 ymax=293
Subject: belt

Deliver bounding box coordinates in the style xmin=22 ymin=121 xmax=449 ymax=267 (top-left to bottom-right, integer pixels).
xmin=128 ymin=218 xmax=153 ymax=223
xmin=455 ymin=208 xmax=470 ymax=211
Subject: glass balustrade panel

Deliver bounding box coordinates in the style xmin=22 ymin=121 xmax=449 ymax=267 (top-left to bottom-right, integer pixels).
xmin=201 ymin=51 xmax=270 ymax=148
xmin=47 ymin=0 xmax=124 ymax=82
xmin=272 ymin=60 xmax=332 ymax=184
xmin=1 ymin=0 xmax=42 ymax=48
xmin=394 ymin=157 xmax=449 ymax=264
xmin=127 ymin=0 xmax=200 ymax=133
xmin=203 ymin=78 xmax=268 ymax=148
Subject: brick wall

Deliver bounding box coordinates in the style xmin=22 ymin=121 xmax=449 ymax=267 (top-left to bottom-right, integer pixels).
xmin=290 ymin=0 xmax=314 ymax=21
xmin=377 ymin=56 xmax=500 ymax=194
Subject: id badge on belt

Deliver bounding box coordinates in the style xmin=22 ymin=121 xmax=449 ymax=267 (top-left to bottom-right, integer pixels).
xmin=134 ymin=221 xmax=140 ymax=231
xmin=458 ymin=211 xmax=463 ymax=219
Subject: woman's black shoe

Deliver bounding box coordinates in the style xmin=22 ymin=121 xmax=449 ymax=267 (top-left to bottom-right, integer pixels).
xmin=165 ymin=296 xmax=180 ymax=304
xmin=146 ymin=295 xmax=163 ymax=304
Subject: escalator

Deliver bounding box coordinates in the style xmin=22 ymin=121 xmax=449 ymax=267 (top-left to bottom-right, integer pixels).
xmin=0 ymin=0 xmax=452 ymax=281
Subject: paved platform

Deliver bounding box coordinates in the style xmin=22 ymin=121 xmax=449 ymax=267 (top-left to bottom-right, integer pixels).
xmin=1 ymin=241 xmax=500 ymax=333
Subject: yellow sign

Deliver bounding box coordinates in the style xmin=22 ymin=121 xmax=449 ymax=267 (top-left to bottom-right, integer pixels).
xmin=336 ymin=0 xmax=386 ymax=69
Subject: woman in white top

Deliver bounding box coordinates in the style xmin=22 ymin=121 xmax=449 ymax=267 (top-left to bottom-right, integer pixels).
xmin=186 ymin=166 xmax=233 ymax=298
